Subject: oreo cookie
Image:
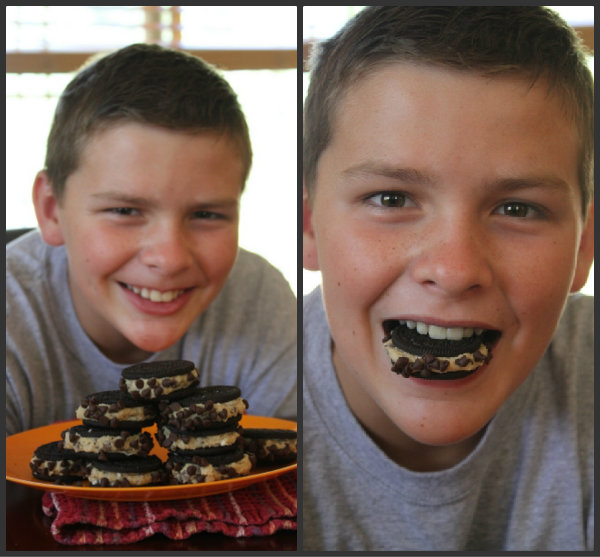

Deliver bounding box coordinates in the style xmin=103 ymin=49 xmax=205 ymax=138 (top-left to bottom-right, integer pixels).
xmin=155 ymin=423 xmax=241 ymax=454
xmin=76 ymin=390 xmax=157 ymax=429
xmin=158 ymin=385 xmax=248 ymax=430
xmin=87 ymin=455 xmax=166 ymax=487
xmin=383 ymin=321 xmax=498 ymax=379
xmin=29 ymin=441 xmax=88 ymax=484
xmin=165 ymin=447 xmax=255 ymax=484
xmin=60 ymin=425 xmax=154 ymax=460
xmin=242 ymin=428 xmax=297 ymax=463
xmin=119 ymin=360 xmax=200 ymax=400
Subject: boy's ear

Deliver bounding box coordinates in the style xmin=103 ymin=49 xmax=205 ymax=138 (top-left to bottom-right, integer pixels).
xmin=32 ymin=170 xmax=65 ymax=246
xmin=570 ymin=203 xmax=594 ymax=293
xmin=303 ymin=183 xmax=320 ymax=271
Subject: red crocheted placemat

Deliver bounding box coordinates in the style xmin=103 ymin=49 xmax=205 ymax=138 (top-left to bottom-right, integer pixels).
xmin=41 ymin=470 xmax=296 ymax=545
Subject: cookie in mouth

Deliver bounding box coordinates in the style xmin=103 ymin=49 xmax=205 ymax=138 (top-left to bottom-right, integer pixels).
xmin=382 ymin=319 xmax=500 ymax=380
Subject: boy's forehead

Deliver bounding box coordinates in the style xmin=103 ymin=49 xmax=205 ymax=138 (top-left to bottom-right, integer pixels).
xmin=65 ymin=122 xmax=247 ymax=197
xmin=328 ymin=62 xmax=579 ymax=154
xmin=319 ymin=63 xmax=581 ymax=201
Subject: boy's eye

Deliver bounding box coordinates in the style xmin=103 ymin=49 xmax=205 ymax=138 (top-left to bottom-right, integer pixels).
xmin=193 ymin=210 xmax=223 ymax=220
xmin=367 ymin=191 xmax=412 ymax=208
xmin=495 ymin=201 xmax=541 ymax=219
xmin=107 ymin=207 xmax=139 ymax=216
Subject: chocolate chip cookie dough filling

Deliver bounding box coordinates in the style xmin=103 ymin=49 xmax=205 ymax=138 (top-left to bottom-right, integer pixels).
xmin=87 ymin=455 xmax=166 ymax=487
xmin=60 ymin=425 xmax=154 ymax=460
xmin=155 ymin=423 xmax=242 ymax=454
xmin=29 ymin=441 xmax=88 ymax=484
xmin=383 ymin=320 xmax=500 ymax=379
xmin=76 ymin=390 xmax=157 ymax=429
xmin=241 ymin=428 xmax=297 ymax=464
xmin=157 ymin=385 xmax=248 ymax=431
xmin=165 ymin=447 xmax=255 ymax=484
xmin=119 ymin=359 xmax=200 ymax=400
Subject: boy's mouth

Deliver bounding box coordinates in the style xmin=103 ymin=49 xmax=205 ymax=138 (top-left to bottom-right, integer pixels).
xmin=382 ymin=319 xmax=501 ymax=380
xmin=120 ymin=282 xmax=188 ymax=303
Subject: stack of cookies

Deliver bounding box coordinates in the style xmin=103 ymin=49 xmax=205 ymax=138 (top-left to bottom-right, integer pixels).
xmin=30 ymin=359 xmax=295 ymax=488
xmin=156 ymin=385 xmax=256 ymax=484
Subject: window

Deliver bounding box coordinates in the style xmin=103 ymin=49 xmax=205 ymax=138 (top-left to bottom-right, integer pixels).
xmin=6 ymin=6 xmax=298 ymax=294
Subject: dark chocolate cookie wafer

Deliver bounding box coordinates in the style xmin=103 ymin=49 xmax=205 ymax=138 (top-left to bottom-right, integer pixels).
xmin=158 ymin=385 xmax=248 ymax=431
xmin=165 ymin=447 xmax=255 ymax=484
xmin=119 ymin=359 xmax=200 ymax=400
xmin=29 ymin=441 xmax=88 ymax=484
xmin=87 ymin=455 xmax=166 ymax=487
xmin=60 ymin=425 xmax=154 ymax=460
xmin=242 ymin=428 xmax=297 ymax=463
xmin=155 ymin=422 xmax=241 ymax=454
xmin=76 ymin=390 xmax=157 ymax=429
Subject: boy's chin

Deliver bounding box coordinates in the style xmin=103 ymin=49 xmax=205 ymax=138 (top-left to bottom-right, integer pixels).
xmin=388 ymin=405 xmax=490 ymax=449
xmin=120 ymin=326 xmax=187 ymax=359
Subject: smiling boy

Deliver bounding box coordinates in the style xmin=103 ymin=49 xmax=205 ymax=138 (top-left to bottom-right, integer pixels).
xmin=302 ymin=7 xmax=593 ymax=551
xmin=7 ymin=44 xmax=296 ymax=435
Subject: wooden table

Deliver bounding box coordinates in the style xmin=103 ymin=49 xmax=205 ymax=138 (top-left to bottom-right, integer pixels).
xmin=6 ymin=481 xmax=297 ymax=551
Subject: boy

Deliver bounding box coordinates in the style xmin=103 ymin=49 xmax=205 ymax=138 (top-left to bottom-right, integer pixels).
xmin=7 ymin=44 xmax=296 ymax=435
xmin=302 ymin=7 xmax=593 ymax=551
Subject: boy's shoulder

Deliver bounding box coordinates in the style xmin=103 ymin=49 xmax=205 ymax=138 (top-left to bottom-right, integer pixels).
xmin=6 ymin=228 xmax=63 ymax=286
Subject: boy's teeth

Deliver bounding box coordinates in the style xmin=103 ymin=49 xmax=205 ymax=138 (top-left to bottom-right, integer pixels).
xmin=127 ymin=284 xmax=183 ymax=302
xmin=398 ymin=320 xmax=482 ymax=340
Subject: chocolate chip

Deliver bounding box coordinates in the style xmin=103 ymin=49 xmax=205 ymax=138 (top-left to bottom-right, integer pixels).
xmin=454 ymin=356 xmax=471 ymax=367
xmin=473 ymin=350 xmax=485 ymax=362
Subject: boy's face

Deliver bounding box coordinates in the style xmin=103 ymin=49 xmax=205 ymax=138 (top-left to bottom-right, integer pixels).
xmin=48 ymin=122 xmax=244 ymax=362
xmin=304 ymin=64 xmax=593 ymax=452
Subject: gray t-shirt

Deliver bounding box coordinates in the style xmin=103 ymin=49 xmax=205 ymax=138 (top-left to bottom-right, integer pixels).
xmin=302 ymin=287 xmax=593 ymax=551
xmin=7 ymin=230 xmax=297 ymax=435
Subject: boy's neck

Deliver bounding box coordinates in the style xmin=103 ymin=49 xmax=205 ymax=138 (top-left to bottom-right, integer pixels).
xmin=333 ymin=347 xmax=485 ymax=472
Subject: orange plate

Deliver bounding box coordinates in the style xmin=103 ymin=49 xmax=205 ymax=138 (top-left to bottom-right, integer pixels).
xmin=6 ymin=415 xmax=297 ymax=501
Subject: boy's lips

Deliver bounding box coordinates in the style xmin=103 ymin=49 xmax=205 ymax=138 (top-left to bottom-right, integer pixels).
xmin=119 ymin=282 xmax=193 ymax=304
xmin=120 ymin=282 xmax=189 ymax=303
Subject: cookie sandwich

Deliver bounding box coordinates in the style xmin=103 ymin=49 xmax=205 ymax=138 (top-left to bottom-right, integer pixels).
xmin=87 ymin=455 xmax=166 ymax=487
xmin=242 ymin=428 xmax=297 ymax=464
xmin=76 ymin=390 xmax=157 ymax=429
xmin=29 ymin=441 xmax=88 ymax=484
xmin=119 ymin=359 xmax=200 ymax=401
xmin=158 ymin=385 xmax=248 ymax=431
xmin=383 ymin=319 xmax=500 ymax=379
xmin=60 ymin=424 xmax=154 ymax=460
xmin=165 ymin=447 xmax=255 ymax=484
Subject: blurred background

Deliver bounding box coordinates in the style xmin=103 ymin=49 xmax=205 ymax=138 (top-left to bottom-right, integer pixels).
xmin=302 ymin=6 xmax=594 ymax=297
xmin=6 ymin=6 xmax=298 ymax=293
xmin=5 ymin=7 xmax=595 ymax=298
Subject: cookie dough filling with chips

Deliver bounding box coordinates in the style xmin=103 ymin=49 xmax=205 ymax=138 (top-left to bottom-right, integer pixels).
xmin=87 ymin=455 xmax=166 ymax=487
xmin=158 ymin=385 xmax=248 ymax=430
xmin=155 ymin=424 xmax=241 ymax=453
xmin=60 ymin=425 xmax=154 ymax=459
xmin=242 ymin=428 xmax=297 ymax=463
xmin=165 ymin=448 xmax=254 ymax=484
xmin=75 ymin=390 xmax=157 ymax=429
xmin=383 ymin=320 xmax=499 ymax=379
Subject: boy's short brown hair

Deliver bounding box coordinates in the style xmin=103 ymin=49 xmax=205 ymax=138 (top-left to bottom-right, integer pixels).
xmin=304 ymin=6 xmax=593 ymax=215
xmin=46 ymin=43 xmax=252 ymax=200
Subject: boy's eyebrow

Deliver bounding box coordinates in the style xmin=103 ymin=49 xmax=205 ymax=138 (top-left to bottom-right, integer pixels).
xmin=91 ymin=191 xmax=239 ymax=209
xmin=342 ymin=162 xmax=572 ymax=194
xmin=489 ymin=175 xmax=571 ymax=194
xmin=342 ymin=162 xmax=437 ymax=185
xmin=91 ymin=191 xmax=154 ymax=206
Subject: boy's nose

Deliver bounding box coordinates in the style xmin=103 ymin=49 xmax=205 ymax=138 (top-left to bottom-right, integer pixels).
xmin=410 ymin=223 xmax=493 ymax=296
xmin=139 ymin=224 xmax=195 ymax=274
